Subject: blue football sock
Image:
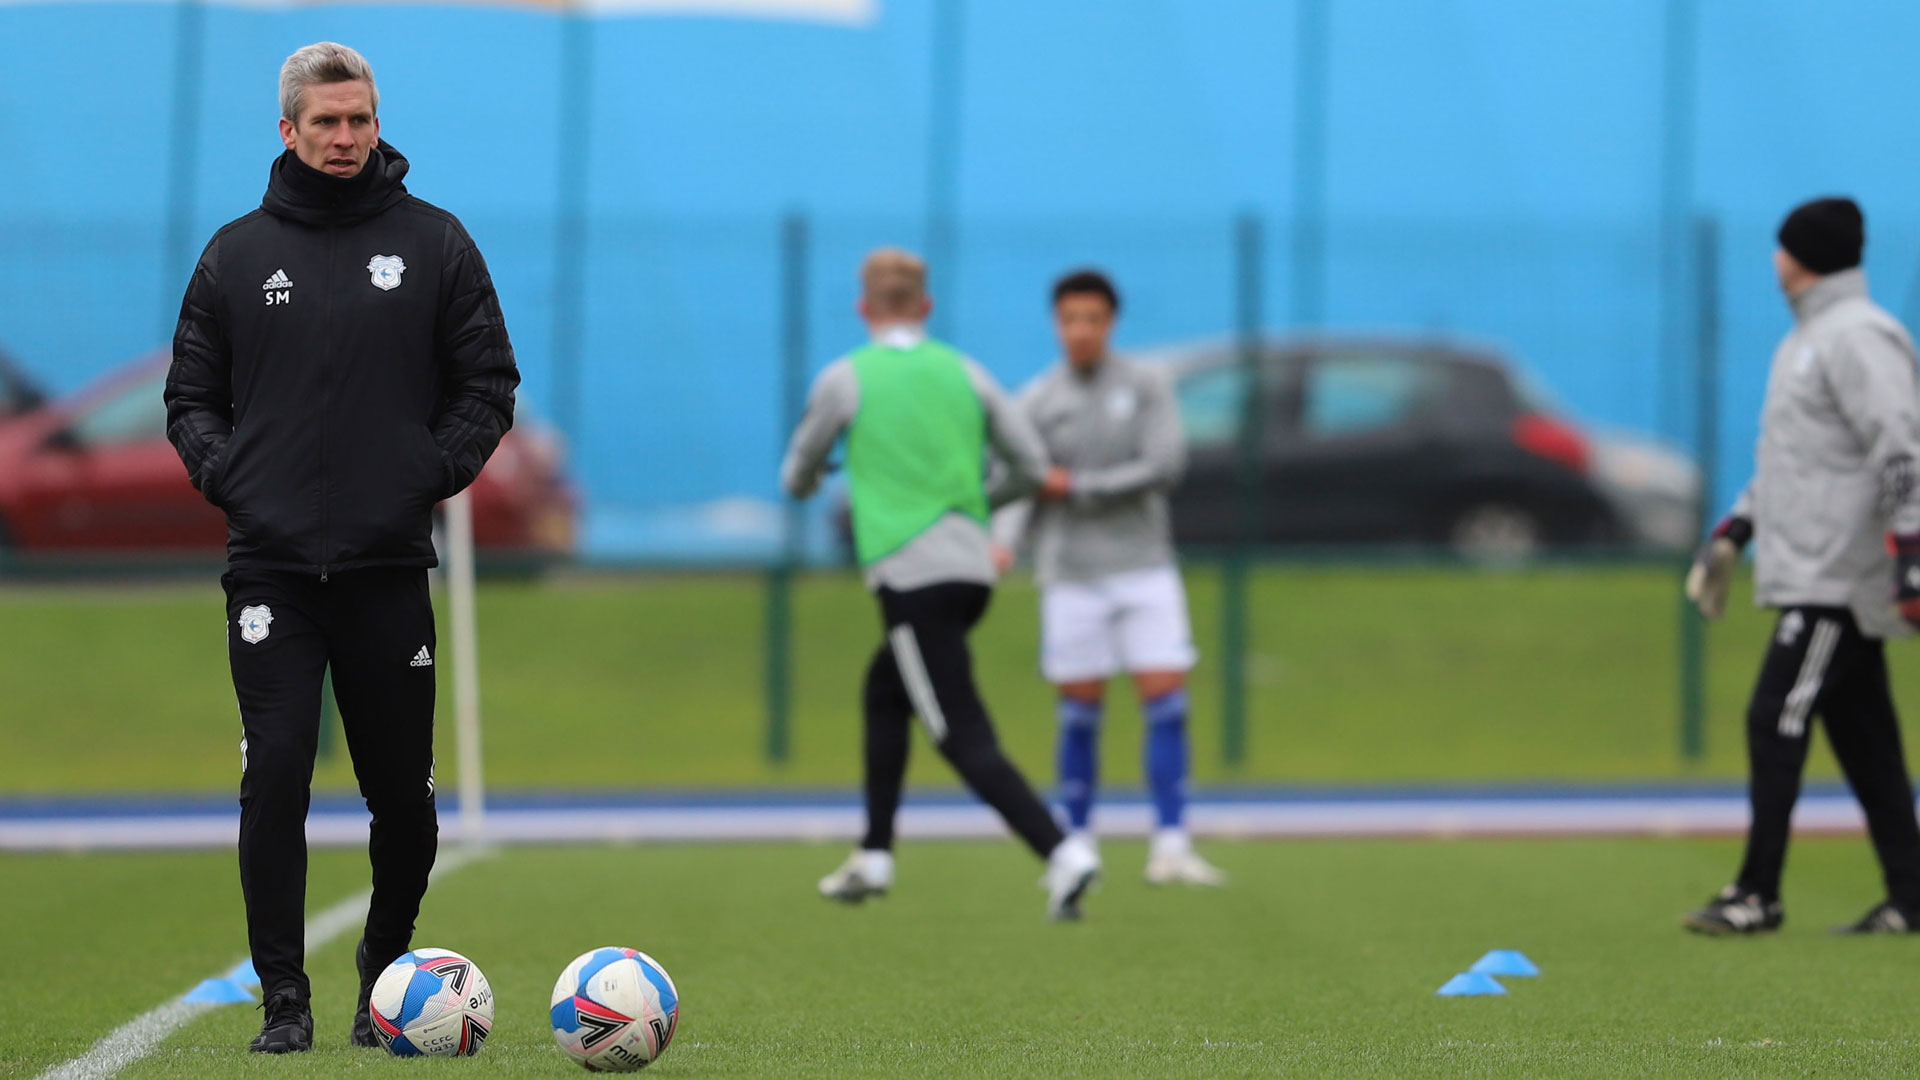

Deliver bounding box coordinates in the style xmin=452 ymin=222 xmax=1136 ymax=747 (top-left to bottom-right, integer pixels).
xmin=1144 ymin=689 xmax=1190 ymax=830
xmin=1055 ymin=697 xmax=1103 ymax=830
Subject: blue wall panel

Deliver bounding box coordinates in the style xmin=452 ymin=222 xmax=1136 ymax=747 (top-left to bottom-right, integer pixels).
xmin=4 ymin=0 xmax=1918 ymax=552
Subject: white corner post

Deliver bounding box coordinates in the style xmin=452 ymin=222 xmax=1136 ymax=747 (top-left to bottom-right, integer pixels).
xmin=445 ymin=489 xmax=486 ymax=843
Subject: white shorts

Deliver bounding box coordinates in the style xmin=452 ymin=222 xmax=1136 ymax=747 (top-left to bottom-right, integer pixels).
xmin=1040 ymin=565 xmax=1198 ymax=683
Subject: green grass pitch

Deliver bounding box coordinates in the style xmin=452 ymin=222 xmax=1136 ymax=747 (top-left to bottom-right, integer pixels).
xmin=0 ymin=564 xmax=1895 ymax=795
xmin=9 ymin=836 xmax=1920 ymax=1078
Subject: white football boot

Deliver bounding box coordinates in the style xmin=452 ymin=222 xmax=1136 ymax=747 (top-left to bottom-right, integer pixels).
xmin=1038 ymin=831 xmax=1101 ymax=888
xmin=1144 ymin=830 xmax=1228 ymax=887
xmin=818 ymin=848 xmax=893 ymax=903
xmin=1045 ymin=834 xmax=1101 ymax=921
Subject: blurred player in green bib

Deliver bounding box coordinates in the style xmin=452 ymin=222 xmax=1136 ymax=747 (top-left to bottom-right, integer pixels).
xmin=781 ymin=249 xmax=1101 ymax=920
xmin=993 ymin=270 xmax=1224 ymax=887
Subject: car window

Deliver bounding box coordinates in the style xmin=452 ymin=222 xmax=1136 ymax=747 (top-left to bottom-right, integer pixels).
xmin=1448 ymin=361 xmax=1520 ymax=417
xmin=72 ymin=375 xmax=169 ymax=446
xmin=1302 ymin=356 xmax=1440 ymax=438
xmin=1175 ymin=364 xmax=1248 ymax=448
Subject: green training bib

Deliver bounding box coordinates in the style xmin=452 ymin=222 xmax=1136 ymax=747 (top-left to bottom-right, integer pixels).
xmin=844 ymin=338 xmax=988 ymax=566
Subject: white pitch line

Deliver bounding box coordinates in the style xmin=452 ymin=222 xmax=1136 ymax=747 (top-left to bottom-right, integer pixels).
xmin=35 ymin=844 xmax=492 ymax=1080
xmin=34 ymin=1000 xmax=218 ymax=1080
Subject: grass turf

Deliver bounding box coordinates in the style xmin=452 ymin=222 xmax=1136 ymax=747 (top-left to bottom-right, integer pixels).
xmin=7 ymin=837 xmax=1920 ymax=1078
xmin=0 ymin=565 xmax=1888 ymax=794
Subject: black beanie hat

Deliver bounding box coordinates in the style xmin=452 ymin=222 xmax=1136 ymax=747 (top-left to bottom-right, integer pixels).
xmin=1777 ymin=197 xmax=1864 ymax=276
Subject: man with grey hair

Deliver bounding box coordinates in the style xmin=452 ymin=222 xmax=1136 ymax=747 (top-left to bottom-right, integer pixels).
xmin=166 ymin=41 xmax=518 ymax=1052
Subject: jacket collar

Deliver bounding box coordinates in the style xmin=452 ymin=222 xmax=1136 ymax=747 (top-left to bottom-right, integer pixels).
xmin=1065 ymin=352 xmax=1112 ymax=381
xmin=261 ymin=140 xmax=410 ymax=227
xmin=1791 ymin=267 xmax=1868 ymax=324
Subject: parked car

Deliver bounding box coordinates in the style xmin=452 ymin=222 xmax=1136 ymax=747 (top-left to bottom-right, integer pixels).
xmin=0 ymin=354 xmax=576 ymax=564
xmin=1148 ymin=337 xmax=1699 ymax=559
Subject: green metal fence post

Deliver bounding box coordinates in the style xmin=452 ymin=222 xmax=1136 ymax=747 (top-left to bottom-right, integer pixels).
xmin=1222 ymin=213 xmax=1264 ymax=767
xmin=765 ymin=563 xmax=792 ymax=764
xmin=551 ymin=12 xmax=593 ymax=446
xmin=925 ymin=0 xmax=964 ymax=339
xmin=160 ymin=0 xmax=204 ymax=337
xmin=1292 ymin=0 xmax=1329 ymax=330
xmin=1678 ymin=584 xmax=1706 ymax=763
xmin=1657 ymin=0 xmax=1698 ymax=442
xmin=1223 ymin=1 xmax=1326 ymax=767
xmin=1679 ymin=216 xmax=1721 ymax=763
xmin=765 ymin=211 xmax=810 ymax=764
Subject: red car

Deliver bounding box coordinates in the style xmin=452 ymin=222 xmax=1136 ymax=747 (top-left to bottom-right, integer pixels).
xmin=0 ymin=354 xmax=576 ymax=563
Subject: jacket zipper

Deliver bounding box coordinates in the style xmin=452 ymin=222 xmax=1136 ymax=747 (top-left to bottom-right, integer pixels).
xmin=320 ymin=226 xmax=335 ymax=582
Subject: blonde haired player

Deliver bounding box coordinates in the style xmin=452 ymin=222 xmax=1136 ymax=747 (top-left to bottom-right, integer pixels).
xmin=782 ymin=249 xmax=1101 ymax=920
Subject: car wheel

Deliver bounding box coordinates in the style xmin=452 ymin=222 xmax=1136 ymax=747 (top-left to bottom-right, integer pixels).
xmin=1448 ymin=503 xmax=1542 ymax=563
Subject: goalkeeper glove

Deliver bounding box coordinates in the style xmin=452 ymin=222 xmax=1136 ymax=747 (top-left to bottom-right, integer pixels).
xmin=1685 ymin=516 xmax=1751 ymax=621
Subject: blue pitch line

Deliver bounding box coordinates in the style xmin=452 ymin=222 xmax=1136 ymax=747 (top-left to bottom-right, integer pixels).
xmin=0 ymin=781 xmax=1859 ymax=821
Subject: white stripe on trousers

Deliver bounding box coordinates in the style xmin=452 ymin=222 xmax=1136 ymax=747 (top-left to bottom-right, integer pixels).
xmin=1779 ymin=618 xmax=1841 ymax=739
xmin=888 ymin=625 xmax=950 ymax=744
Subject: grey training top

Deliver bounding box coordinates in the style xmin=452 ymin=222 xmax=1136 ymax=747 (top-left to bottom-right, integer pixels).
xmin=1729 ymin=269 xmax=1920 ymax=639
xmin=781 ymin=324 xmax=1049 ymax=592
xmin=991 ymin=353 xmax=1185 ymax=585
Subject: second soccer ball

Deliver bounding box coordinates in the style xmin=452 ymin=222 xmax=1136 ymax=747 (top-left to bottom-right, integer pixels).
xmin=549 ymin=946 xmax=680 ymax=1072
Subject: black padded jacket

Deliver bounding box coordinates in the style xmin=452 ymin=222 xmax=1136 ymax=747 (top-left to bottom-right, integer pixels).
xmin=165 ymin=141 xmax=518 ymax=575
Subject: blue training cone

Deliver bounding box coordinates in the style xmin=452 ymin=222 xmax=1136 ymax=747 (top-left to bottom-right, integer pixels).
xmin=1436 ymin=972 xmax=1507 ymax=996
xmin=1469 ymin=950 xmax=1540 ymax=977
xmin=226 ymin=959 xmax=260 ymax=987
xmin=184 ymin=978 xmax=257 ymax=1004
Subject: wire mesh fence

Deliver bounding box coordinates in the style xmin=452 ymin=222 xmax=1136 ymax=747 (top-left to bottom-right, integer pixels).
xmin=0 ymin=204 xmax=1757 ymax=784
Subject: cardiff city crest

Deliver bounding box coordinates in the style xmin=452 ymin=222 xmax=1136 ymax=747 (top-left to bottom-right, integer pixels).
xmin=238 ymin=605 xmax=274 ymax=645
xmin=367 ymin=254 xmax=406 ymax=291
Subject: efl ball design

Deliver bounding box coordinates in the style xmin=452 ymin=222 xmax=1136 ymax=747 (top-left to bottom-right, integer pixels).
xmin=550 ymin=947 xmax=679 ymax=1071
xmin=368 ymin=948 xmax=494 ymax=1057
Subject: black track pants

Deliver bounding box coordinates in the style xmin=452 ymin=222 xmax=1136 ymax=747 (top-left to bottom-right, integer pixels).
xmin=1735 ymin=606 xmax=1920 ymax=908
xmin=860 ymin=582 xmax=1065 ymax=859
xmin=225 ymin=567 xmax=439 ymax=999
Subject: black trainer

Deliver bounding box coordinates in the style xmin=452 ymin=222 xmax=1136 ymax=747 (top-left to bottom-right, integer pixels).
xmin=351 ymin=937 xmax=389 ymax=1048
xmin=249 ymin=989 xmax=313 ymax=1054
xmin=1681 ymin=885 xmax=1783 ymax=935
xmin=1833 ymin=900 xmax=1920 ymax=934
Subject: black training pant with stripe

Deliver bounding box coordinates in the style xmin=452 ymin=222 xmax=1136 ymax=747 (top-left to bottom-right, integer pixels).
xmin=861 ymin=582 xmax=1065 ymax=859
xmin=225 ymin=567 xmax=440 ymax=1000
xmin=1736 ymin=606 xmax=1920 ymax=909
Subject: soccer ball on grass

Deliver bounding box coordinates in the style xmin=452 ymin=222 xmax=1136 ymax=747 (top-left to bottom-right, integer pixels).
xmin=368 ymin=947 xmax=494 ymax=1057
xmin=550 ymin=946 xmax=680 ymax=1071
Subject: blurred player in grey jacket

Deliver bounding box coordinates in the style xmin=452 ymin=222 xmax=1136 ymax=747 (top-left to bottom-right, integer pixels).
xmin=1683 ymin=197 xmax=1920 ymax=935
xmin=993 ymin=270 xmax=1224 ymax=886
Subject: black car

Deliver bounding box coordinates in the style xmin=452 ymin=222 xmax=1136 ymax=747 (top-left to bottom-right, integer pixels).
xmin=1156 ymin=338 xmax=1698 ymax=558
